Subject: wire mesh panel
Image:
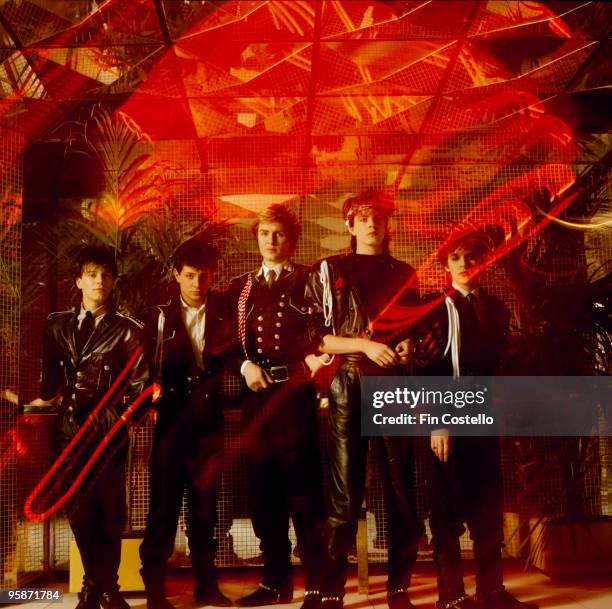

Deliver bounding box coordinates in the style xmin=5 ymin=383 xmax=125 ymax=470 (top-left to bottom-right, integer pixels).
xmin=6 ymin=0 xmax=611 ymax=581
xmin=0 ymin=127 xmax=23 ymax=587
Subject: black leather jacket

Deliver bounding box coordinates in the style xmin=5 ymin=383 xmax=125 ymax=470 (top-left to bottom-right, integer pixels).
xmin=41 ymin=305 xmax=149 ymax=438
xmin=304 ymin=252 xmax=419 ymax=350
xmin=139 ymin=291 xmax=228 ymax=412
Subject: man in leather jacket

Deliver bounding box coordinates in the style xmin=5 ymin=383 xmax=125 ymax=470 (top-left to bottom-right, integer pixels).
xmin=226 ymin=204 xmax=326 ymax=609
xmin=305 ymin=190 xmax=424 ymax=609
xmin=34 ymin=245 xmax=148 ymax=609
xmin=138 ymin=239 xmax=231 ymax=609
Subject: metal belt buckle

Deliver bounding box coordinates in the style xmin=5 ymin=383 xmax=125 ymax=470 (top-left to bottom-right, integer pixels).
xmin=268 ymin=365 xmax=289 ymax=383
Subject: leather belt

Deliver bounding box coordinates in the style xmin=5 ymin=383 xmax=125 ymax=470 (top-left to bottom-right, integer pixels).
xmin=266 ymin=365 xmax=289 ymax=383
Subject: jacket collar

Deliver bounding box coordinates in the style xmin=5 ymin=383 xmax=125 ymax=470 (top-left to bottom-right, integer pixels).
xmin=69 ymin=301 xmax=117 ymax=360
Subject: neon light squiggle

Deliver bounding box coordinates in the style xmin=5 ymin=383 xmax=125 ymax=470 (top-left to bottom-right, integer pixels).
xmin=23 ymin=347 xmax=148 ymax=522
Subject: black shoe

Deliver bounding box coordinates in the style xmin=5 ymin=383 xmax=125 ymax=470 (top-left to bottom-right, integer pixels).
xmin=436 ymin=596 xmax=480 ymax=609
xmin=387 ymin=590 xmax=416 ymax=609
xmin=236 ymin=584 xmax=293 ymax=606
xmin=475 ymin=590 xmax=538 ymax=609
xmin=320 ymin=597 xmax=342 ymax=609
xmin=99 ymin=591 xmax=130 ymax=609
xmin=75 ymin=586 xmax=101 ymax=609
xmin=194 ymin=583 xmax=233 ymax=607
xmin=300 ymin=591 xmax=321 ymax=609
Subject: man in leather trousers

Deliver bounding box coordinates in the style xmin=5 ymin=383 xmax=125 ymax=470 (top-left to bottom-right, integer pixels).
xmin=305 ymin=190 xmax=424 ymax=609
xmin=33 ymin=245 xmax=148 ymax=609
xmin=226 ymin=204 xmax=327 ymax=609
xmin=139 ymin=239 xmax=231 ymax=609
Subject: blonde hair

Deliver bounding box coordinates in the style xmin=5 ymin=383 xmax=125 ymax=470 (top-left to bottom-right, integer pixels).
xmin=251 ymin=204 xmax=301 ymax=253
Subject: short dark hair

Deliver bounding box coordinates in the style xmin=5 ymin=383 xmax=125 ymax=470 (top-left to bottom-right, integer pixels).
xmin=251 ymin=204 xmax=301 ymax=254
xmin=75 ymin=245 xmax=118 ymax=278
xmin=342 ymin=189 xmax=395 ymax=226
xmin=343 ymin=190 xmax=394 ymax=254
xmin=173 ymin=240 xmax=219 ymax=273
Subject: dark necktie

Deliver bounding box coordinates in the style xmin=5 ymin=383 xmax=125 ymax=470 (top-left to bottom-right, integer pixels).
xmin=77 ymin=311 xmax=94 ymax=354
xmin=266 ymin=270 xmax=276 ymax=289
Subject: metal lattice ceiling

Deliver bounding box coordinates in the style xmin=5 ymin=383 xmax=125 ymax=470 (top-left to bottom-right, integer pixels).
xmin=0 ymin=0 xmax=609 ymax=148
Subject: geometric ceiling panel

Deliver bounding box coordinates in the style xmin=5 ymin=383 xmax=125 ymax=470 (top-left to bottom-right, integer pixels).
xmin=0 ymin=0 xmax=72 ymax=46
xmin=319 ymin=0 xmax=475 ymax=40
xmin=316 ymin=41 xmax=451 ymax=95
xmin=188 ymin=96 xmax=306 ymax=137
xmin=0 ymin=0 xmax=607 ymax=158
xmin=312 ymin=95 xmax=432 ymax=135
xmin=468 ymin=0 xmax=588 ymax=39
xmin=175 ymin=39 xmax=311 ymax=95
xmin=119 ymin=93 xmax=198 ymax=140
xmin=167 ymin=0 xmax=316 ymax=43
xmin=443 ymin=39 xmax=597 ymax=94
xmin=567 ymin=39 xmax=612 ymax=92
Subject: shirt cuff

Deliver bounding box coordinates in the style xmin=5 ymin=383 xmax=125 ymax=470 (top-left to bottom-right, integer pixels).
xmin=240 ymin=360 xmax=252 ymax=376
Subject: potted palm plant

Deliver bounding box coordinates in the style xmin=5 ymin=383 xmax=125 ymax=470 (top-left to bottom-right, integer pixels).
xmin=501 ymin=184 xmax=611 ymax=579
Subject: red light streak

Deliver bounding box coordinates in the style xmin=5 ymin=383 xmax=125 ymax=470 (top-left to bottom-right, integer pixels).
xmin=23 ymin=346 xmax=148 ymax=522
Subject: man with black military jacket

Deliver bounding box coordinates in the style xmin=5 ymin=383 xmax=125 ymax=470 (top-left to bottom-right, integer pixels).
xmin=226 ymin=204 xmax=326 ymax=609
xmin=33 ymin=245 xmax=148 ymax=609
xmin=138 ymin=240 xmax=231 ymax=609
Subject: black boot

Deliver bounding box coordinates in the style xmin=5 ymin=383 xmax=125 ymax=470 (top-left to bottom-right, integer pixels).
xmin=436 ymin=597 xmax=480 ymax=609
xmin=299 ymin=591 xmax=321 ymax=609
xmin=387 ymin=589 xmax=416 ymax=609
xmin=320 ymin=596 xmax=342 ymax=609
xmin=434 ymin=548 xmax=467 ymax=608
xmin=100 ymin=588 xmax=130 ymax=609
xmin=75 ymin=583 xmax=101 ymax=609
xmin=474 ymin=589 xmax=538 ymax=609
xmin=194 ymin=578 xmax=232 ymax=607
xmin=235 ymin=582 xmax=293 ymax=607
xmin=141 ymin=569 xmax=175 ymax=609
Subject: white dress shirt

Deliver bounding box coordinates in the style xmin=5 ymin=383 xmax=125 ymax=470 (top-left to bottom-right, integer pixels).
xmin=256 ymin=261 xmax=294 ymax=283
xmin=451 ymin=282 xmax=480 ymax=299
xmin=77 ymin=303 xmax=107 ymax=329
xmin=180 ymin=296 xmax=206 ymax=370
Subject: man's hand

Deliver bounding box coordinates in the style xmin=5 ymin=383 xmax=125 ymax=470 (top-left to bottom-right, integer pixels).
xmin=242 ymin=361 xmax=273 ymax=392
xmin=431 ymin=428 xmax=452 ymax=462
xmin=394 ymin=338 xmax=414 ymax=365
xmin=361 ymin=339 xmax=398 ymax=368
xmin=305 ymin=354 xmax=329 ymax=378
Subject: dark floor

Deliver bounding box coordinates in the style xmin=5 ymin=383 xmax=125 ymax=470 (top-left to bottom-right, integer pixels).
xmin=14 ymin=563 xmax=612 ymax=609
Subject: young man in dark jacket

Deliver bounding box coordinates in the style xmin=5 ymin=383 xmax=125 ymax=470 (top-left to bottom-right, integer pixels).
xmin=305 ymin=190 xmax=424 ymax=609
xmin=423 ymin=227 xmax=538 ymax=609
xmin=226 ymin=204 xmax=326 ymax=609
xmin=139 ymin=240 xmax=231 ymax=609
xmin=33 ymin=245 xmax=148 ymax=609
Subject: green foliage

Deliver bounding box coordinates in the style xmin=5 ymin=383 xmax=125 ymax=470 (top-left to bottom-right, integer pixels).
xmin=27 ymin=108 xmax=233 ymax=313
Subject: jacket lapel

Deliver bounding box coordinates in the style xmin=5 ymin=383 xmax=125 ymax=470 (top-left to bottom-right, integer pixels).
xmin=68 ymin=308 xmax=79 ymax=364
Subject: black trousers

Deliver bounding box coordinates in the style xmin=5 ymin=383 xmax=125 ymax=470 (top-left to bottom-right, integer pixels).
xmin=68 ymin=441 xmax=127 ymax=592
xmin=140 ymin=388 xmax=224 ymax=584
xmin=241 ymin=374 xmax=326 ymax=590
xmin=324 ymin=362 xmax=423 ymax=597
xmin=428 ymin=436 xmax=504 ymax=603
